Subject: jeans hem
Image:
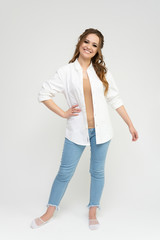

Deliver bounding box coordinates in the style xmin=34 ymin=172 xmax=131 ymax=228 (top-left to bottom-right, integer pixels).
xmin=86 ymin=204 xmax=101 ymax=210
xmin=46 ymin=204 xmax=60 ymax=211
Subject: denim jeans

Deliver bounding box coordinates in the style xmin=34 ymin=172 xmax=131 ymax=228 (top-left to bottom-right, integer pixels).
xmin=46 ymin=128 xmax=111 ymax=211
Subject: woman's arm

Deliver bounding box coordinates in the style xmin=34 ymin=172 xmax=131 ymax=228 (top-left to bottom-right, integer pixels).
xmin=42 ymin=99 xmax=81 ymax=119
xmin=116 ymin=105 xmax=139 ymax=141
xmin=42 ymin=99 xmax=65 ymax=118
xmin=116 ymin=105 xmax=133 ymax=127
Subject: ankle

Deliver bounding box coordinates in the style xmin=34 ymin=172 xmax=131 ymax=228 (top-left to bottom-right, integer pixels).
xmin=89 ymin=214 xmax=96 ymax=219
xmin=40 ymin=212 xmax=53 ymax=222
xmin=89 ymin=210 xmax=97 ymax=219
xmin=89 ymin=211 xmax=96 ymax=218
xmin=46 ymin=206 xmax=56 ymax=215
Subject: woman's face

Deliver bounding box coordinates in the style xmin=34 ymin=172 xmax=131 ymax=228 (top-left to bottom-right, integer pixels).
xmin=79 ymin=33 xmax=99 ymax=60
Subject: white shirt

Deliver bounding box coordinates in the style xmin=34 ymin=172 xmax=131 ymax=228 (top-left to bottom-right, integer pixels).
xmin=38 ymin=58 xmax=124 ymax=145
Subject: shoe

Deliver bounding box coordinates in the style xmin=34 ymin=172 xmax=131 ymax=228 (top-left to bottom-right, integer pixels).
xmin=30 ymin=216 xmax=54 ymax=229
xmin=88 ymin=218 xmax=100 ymax=230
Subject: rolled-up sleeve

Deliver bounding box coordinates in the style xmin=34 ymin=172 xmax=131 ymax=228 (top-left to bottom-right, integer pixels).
xmin=38 ymin=69 xmax=64 ymax=102
xmin=105 ymin=69 xmax=124 ymax=109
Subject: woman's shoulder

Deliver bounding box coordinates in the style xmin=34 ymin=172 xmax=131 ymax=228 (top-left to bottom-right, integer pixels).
xmin=57 ymin=61 xmax=74 ymax=74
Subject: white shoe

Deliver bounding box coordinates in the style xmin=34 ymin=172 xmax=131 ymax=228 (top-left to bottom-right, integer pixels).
xmin=30 ymin=216 xmax=54 ymax=229
xmin=88 ymin=219 xmax=100 ymax=230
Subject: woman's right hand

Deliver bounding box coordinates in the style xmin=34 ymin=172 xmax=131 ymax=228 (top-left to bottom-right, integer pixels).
xmin=63 ymin=104 xmax=81 ymax=119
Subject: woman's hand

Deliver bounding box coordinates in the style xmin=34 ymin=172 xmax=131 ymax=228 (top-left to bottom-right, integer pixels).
xmin=63 ymin=104 xmax=81 ymax=119
xmin=129 ymin=125 xmax=139 ymax=141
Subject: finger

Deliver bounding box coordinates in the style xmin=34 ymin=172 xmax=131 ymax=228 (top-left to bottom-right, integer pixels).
xmin=134 ymin=133 xmax=137 ymax=140
xmin=71 ymin=110 xmax=78 ymax=114
xmin=132 ymin=134 xmax=135 ymax=140
xmin=72 ymin=107 xmax=81 ymax=111
xmin=134 ymin=133 xmax=138 ymax=139
xmin=73 ymin=107 xmax=80 ymax=111
xmin=72 ymin=104 xmax=79 ymax=108
xmin=72 ymin=113 xmax=79 ymax=116
xmin=74 ymin=108 xmax=81 ymax=112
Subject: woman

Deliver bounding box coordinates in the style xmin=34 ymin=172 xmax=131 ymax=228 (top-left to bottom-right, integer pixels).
xmin=30 ymin=28 xmax=138 ymax=230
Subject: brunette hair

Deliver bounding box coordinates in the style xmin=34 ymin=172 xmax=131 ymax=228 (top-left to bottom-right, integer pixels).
xmin=68 ymin=28 xmax=109 ymax=96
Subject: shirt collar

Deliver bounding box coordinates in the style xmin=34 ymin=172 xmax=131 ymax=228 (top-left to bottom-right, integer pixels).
xmin=74 ymin=58 xmax=93 ymax=71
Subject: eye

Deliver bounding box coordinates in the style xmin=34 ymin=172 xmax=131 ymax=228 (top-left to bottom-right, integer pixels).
xmin=84 ymin=40 xmax=97 ymax=48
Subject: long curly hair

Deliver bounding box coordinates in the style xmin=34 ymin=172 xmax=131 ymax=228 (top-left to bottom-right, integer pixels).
xmin=68 ymin=28 xmax=109 ymax=96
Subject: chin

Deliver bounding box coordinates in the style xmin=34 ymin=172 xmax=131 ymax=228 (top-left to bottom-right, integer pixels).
xmin=80 ymin=53 xmax=92 ymax=60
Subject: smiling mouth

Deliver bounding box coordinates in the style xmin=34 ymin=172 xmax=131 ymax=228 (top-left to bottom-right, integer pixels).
xmin=83 ymin=48 xmax=91 ymax=53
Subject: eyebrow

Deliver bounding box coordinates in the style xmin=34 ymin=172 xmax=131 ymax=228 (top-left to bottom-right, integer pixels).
xmin=85 ymin=38 xmax=98 ymax=45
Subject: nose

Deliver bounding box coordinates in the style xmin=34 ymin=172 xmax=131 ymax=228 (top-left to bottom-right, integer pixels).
xmin=87 ymin=45 xmax=92 ymax=51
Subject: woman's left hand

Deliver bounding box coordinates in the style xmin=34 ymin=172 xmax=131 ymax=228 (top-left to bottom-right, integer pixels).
xmin=129 ymin=125 xmax=139 ymax=141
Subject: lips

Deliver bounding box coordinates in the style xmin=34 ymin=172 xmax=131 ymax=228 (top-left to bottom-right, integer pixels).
xmin=83 ymin=48 xmax=91 ymax=53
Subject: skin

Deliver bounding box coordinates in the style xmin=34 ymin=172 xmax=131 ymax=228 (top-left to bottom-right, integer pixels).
xmin=38 ymin=33 xmax=139 ymax=225
xmin=63 ymin=34 xmax=100 ymax=119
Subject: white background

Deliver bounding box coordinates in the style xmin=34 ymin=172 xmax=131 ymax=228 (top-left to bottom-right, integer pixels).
xmin=0 ymin=0 xmax=160 ymax=239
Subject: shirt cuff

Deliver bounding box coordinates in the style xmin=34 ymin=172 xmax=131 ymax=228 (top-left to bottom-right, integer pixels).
xmin=108 ymin=96 xmax=124 ymax=109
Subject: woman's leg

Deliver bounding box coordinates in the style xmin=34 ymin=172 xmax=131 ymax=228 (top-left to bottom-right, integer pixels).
xmin=37 ymin=137 xmax=86 ymax=223
xmin=32 ymin=137 xmax=86 ymax=227
xmin=87 ymin=128 xmax=111 ymax=217
xmin=47 ymin=137 xmax=86 ymax=209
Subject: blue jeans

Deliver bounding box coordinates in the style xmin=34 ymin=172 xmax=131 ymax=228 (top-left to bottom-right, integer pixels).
xmin=46 ymin=128 xmax=111 ymax=211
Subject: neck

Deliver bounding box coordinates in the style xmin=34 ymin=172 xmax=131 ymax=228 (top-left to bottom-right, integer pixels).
xmin=77 ymin=56 xmax=91 ymax=71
